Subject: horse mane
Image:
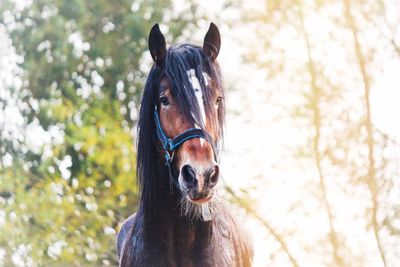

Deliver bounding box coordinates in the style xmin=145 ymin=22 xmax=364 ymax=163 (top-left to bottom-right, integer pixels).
xmin=136 ymin=44 xmax=225 ymax=214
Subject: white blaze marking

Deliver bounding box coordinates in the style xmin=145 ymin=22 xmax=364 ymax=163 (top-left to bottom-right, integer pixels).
xmin=187 ymin=69 xmax=208 ymax=147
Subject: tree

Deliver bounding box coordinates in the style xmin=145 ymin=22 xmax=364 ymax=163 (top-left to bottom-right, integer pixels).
xmin=0 ymin=0 xmax=203 ymax=265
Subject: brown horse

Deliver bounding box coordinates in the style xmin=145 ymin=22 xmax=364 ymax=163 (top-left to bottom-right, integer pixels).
xmin=117 ymin=23 xmax=253 ymax=267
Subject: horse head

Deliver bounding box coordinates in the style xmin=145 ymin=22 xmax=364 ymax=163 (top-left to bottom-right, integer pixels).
xmin=145 ymin=23 xmax=224 ymax=211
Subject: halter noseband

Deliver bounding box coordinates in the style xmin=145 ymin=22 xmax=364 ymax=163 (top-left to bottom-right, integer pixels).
xmin=154 ymin=107 xmax=217 ymax=167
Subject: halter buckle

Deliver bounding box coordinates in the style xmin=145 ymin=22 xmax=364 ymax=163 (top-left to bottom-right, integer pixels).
xmin=164 ymin=150 xmax=175 ymax=165
xmin=164 ymin=138 xmax=174 ymax=151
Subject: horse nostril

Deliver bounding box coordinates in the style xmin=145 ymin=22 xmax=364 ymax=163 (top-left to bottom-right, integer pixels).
xmin=207 ymin=165 xmax=219 ymax=188
xmin=181 ymin=165 xmax=197 ymax=188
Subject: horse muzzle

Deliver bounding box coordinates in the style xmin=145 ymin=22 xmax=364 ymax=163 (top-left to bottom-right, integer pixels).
xmin=179 ymin=164 xmax=219 ymax=204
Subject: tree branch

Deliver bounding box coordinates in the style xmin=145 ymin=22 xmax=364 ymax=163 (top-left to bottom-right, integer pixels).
xmin=343 ymin=1 xmax=387 ymax=266
xmin=297 ymin=5 xmax=345 ymax=266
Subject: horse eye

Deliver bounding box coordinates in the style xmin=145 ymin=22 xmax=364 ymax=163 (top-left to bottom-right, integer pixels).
xmin=216 ymin=96 xmax=222 ymax=105
xmin=159 ymin=96 xmax=170 ymax=106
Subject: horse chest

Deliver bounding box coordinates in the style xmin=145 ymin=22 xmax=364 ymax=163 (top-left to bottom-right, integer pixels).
xmin=180 ymin=223 xmax=235 ymax=266
xmin=140 ymin=219 xmax=235 ymax=267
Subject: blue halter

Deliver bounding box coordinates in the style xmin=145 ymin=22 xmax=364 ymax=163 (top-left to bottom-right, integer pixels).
xmin=153 ymin=107 xmax=217 ymax=166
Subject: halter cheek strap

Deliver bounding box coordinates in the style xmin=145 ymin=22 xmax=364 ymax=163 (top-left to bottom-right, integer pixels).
xmin=153 ymin=107 xmax=218 ymax=166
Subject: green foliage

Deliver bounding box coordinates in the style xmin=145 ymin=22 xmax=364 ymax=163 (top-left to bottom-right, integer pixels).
xmin=0 ymin=0 xmax=202 ymax=265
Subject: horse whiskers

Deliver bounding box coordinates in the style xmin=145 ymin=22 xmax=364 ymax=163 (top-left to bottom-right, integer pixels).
xmin=179 ymin=194 xmax=219 ymax=222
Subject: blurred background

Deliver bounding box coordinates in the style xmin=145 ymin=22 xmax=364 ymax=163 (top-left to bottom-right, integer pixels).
xmin=1 ymin=0 xmax=399 ymax=266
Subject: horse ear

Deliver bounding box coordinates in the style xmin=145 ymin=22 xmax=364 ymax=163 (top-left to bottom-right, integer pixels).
xmin=148 ymin=24 xmax=166 ymax=66
xmin=203 ymin=23 xmax=221 ymax=61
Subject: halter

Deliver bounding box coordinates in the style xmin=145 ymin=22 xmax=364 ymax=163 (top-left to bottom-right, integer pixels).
xmin=153 ymin=106 xmax=218 ymax=169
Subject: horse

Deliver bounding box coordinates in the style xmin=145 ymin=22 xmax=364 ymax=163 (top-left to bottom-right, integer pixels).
xmin=117 ymin=23 xmax=253 ymax=267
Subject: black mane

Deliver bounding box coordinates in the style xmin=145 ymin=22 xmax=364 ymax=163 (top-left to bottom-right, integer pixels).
xmin=136 ymin=44 xmax=225 ymax=213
